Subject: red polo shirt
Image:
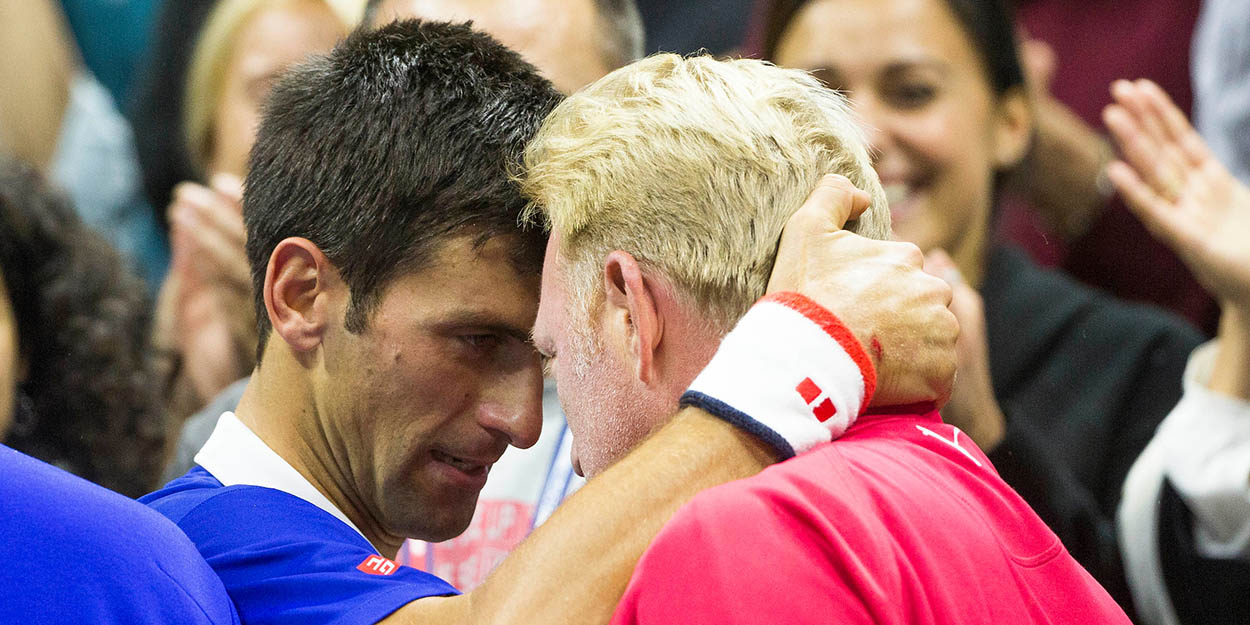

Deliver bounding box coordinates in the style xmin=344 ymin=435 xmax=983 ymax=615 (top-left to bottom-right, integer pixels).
xmin=612 ymin=408 xmax=1130 ymax=624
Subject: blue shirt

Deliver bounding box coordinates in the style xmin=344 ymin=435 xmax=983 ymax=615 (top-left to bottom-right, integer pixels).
xmin=0 ymin=444 xmax=238 ymax=625
xmin=143 ymin=461 xmax=458 ymax=625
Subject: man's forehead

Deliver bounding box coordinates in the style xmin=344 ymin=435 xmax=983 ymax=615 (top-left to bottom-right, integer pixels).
xmin=414 ymin=230 xmax=543 ymax=279
xmin=383 ymin=233 xmax=540 ymax=328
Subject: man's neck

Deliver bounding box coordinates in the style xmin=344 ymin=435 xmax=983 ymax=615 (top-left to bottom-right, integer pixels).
xmin=234 ymin=354 xmax=406 ymax=556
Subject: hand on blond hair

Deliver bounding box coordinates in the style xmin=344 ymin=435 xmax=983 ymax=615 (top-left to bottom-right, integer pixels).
xmin=767 ymin=175 xmax=959 ymax=407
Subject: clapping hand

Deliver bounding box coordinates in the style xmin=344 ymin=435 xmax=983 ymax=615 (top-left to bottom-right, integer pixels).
xmin=1103 ymin=79 xmax=1250 ymax=311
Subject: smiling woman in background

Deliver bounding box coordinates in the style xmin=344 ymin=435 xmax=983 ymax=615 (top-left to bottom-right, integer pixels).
xmin=760 ymin=0 xmax=1204 ymax=613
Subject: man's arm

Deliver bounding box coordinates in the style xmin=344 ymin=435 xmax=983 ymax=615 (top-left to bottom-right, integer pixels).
xmin=390 ymin=175 xmax=958 ymax=625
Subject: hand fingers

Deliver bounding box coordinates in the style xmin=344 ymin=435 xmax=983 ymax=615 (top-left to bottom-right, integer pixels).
xmin=1104 ymin=104 xmax=1183 ymax=199
xmin=904 ymin=244 xmax=953 ymax=308
xmin=1019 ymin=38 xmax=1057 ymax=95
xmin=193 ymin=229 xmax=252 ymax=291
xmin=170 ymin=207 xmax=251 ymax=291
xmin=790 ymin=174 xmax=872 ymax=232
xmin=172 ymin=182 xmax=247 ymax=247
xmin=1135 ymin=79 xmax=1214 ymax=168
xmin=1111 ymin=80 xmax=1171 ymax=149
xmin=923 ymin=248 xmax=962 ymax=286
xmin=209 ymin=172 xmax=245 ymax=205
xmin=1111 ymin=80 xmax=1210 ymax=184
xmin=1106 ymin=160 xmax=1196 ymax=251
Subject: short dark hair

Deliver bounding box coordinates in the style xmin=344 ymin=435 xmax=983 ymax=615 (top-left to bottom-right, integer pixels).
xmin=244 ymin=19 xmax=562 ymax=360
xmin=0 ymin=159 xmax=164 ymax=497
xmin=759 ymin=0 xmax=1024 ymax=96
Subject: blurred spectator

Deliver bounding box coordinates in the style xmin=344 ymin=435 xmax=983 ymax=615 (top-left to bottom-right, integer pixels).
xmin=0 ymin=0 xmax=76 ymax=171
xmin=0 ymin=445 xmax=241 ymax=625
xmin=59 ymin=0 xmax=160 ymax=107
xmin=1 ymin=0 xmax=167 ymax=291
xmin=1108 ymin=79 xmax=1250 ymax=625
xmin=367 ymin=0 xmax=642 ymax=94
xmin=759 ymin=0 xmax=1204 ymax=612
xmin=635 ymin=0 xmax=753 ymax=55
xmin=1003 ymin=0 xmax=1216 ymax=333
xmin=0 ymin=158 xmax=164 ymax=497
xmin=152 ymin=0 xmax=364 ymax=424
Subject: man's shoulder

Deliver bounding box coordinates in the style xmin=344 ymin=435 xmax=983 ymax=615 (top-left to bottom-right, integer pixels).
xmin=673 ymin=412 xmax=939 ymax=517
xmin=142 ymin=466 xmax=252 ymax=523
xmin=658 ymin=439 xmax=875 ymax=547
xmin=647 ymin=410 xmax=1042 ymax=568
xmin=612 ymin=441 xmax=892 ymax=624
xmin=0 ymin=447 xmax=240 ymax=625
xmin=143 ymin=467 xmax=369 ymax=547
xmin=4 ymin=446 xmax=200 ymax=549
xmin=142 ymin=467 xmax=459 ymax=625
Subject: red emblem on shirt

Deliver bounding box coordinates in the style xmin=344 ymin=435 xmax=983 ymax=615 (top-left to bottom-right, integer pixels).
xmin=796 ymin=377 xmax=837 ymax=422
xmin=357 ymin=555 xmax=399 ymax=576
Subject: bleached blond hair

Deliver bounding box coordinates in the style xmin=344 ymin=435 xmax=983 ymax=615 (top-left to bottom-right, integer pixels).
xmin=521 ymin=53 xmax=891 ymax=331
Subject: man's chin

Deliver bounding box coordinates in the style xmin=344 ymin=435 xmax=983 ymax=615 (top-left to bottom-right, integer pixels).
xmin=387 ymin=488 xmax=481 ymax=542
xmin=402 ymin=506 xmax=477 ymax=543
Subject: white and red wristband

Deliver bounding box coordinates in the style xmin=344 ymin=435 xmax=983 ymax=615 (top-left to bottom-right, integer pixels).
xmin=680 ymin=292 xmax=877 ymax=459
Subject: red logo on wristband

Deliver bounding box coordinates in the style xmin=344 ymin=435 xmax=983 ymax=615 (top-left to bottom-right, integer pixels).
xmin=796 ymin=377 xmax=837 ymax=422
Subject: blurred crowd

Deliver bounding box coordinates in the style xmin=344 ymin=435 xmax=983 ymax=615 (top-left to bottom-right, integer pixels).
xmin=0 ymin=1 xmax=1247 ymax=624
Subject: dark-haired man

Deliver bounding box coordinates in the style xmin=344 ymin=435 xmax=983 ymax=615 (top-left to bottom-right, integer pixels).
xmin=143 ymin=20 xmax=958 ymax=625
xmin=361 ymin=0 xmax=645 ymax=586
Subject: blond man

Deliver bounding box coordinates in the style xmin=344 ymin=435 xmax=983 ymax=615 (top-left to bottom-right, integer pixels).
xmin=525 ymin=54 xmax=1129 ymax=624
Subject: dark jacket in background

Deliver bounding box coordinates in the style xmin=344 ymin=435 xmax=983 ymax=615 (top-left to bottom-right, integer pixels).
xmin=982 ymin=245 xmax=1205 ymax=613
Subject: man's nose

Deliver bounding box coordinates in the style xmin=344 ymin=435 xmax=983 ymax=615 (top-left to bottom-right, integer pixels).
xmin=478 ymin=363 xmax=544 ymax=449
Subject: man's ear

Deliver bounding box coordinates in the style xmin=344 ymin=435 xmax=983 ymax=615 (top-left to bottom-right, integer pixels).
xmin=601 ymin=251 xmax=663 ymax=385
xmin=262 ymin=237 xmax=338 ymax=353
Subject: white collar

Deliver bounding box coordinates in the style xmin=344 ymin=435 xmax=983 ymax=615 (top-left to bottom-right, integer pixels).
xmin=195 ymin=412 xmax=368 ymax=542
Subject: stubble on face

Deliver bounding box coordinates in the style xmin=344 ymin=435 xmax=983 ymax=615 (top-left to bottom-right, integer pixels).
xmin=552 ymin=275 xmax=676 ymax=478
xmin=313 ymin=234 xmax=542 ymax=546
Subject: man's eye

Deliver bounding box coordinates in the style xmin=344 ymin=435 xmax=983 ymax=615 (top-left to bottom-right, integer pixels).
xmin=461 ymin=334 xmax=500 ymax=349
